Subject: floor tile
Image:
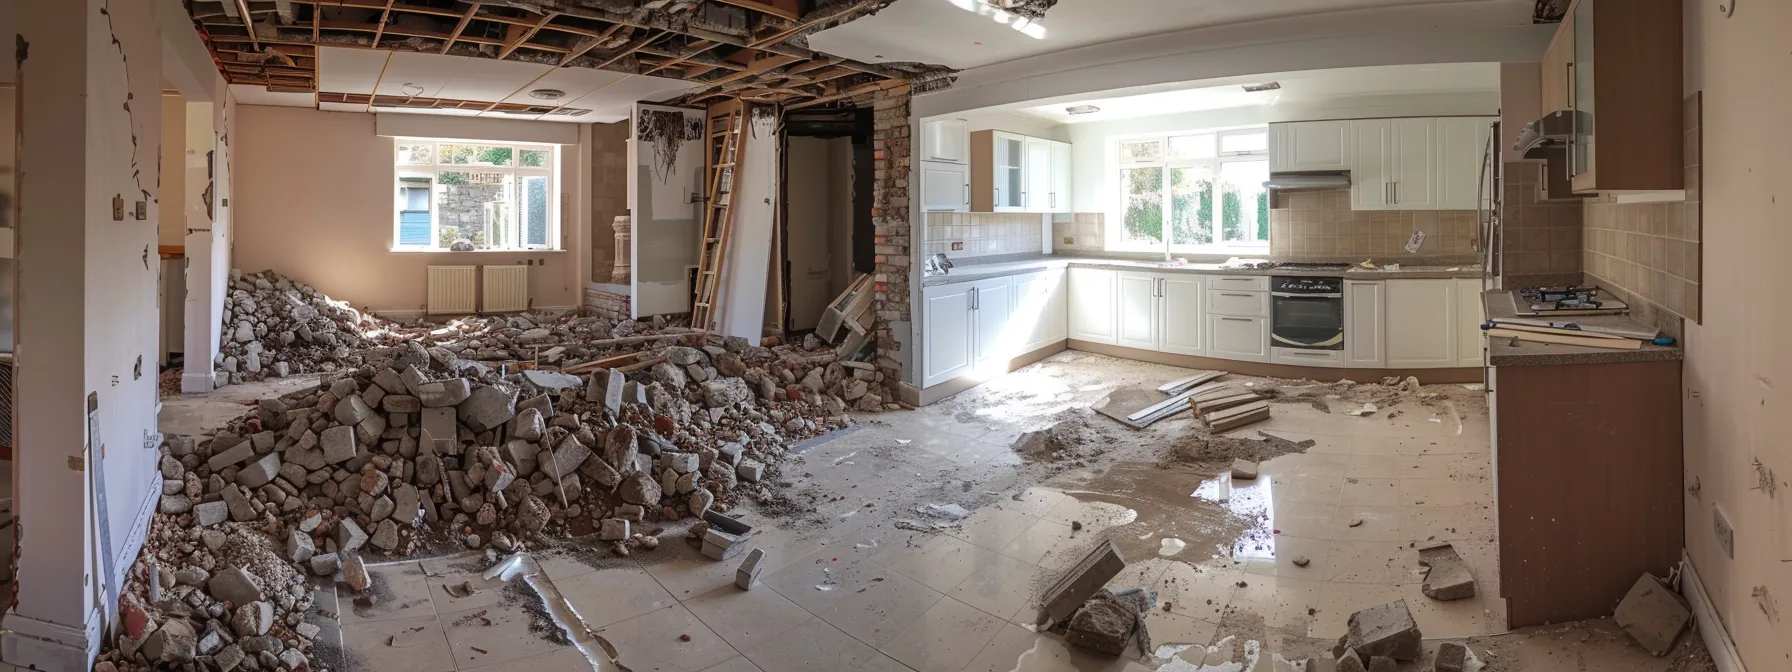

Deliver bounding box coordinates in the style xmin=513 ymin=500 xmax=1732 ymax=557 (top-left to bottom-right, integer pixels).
xmin=875 ymin=533 xmax=992 ymax=594
xmin=1240 ymin=534 xmax=1331 ymax=579
xmin=420 ymin=555 xmax=512 ymax=615
xmin=558 ymin=563 xmax=681 ymax=629
xmin=1400 ymin=582 xmax=1497 ymax=638
xmin=855 ymin=653 xmax=918 ymax=671
xmin=1331 ymin=505 xmax=1404 ymax=542
xmin=878 ymin=597 xmax=1005 ymax=672
xmin=1266 ymin=475 xmax=1341 ymax=505
xmin=460 ymin=646 xmax=600 ymax=671
xmin=960 ymin=621 xmax=1155 ymax=672
xmin=1143 ymin=611 xmax=1218 ymax=648
xmin=593 ymin=604 xmax=739 ymax=672
xmin=1226 ymin=574 xmax=1329 ymax=630
xmin=440 ymin=601 xmax=571 ymax=669
xmin=1402 ymin=504 xmax=1488 ymax=545
xmin=740 ymin=618 xmax=883 ymax=672
xmin=1344 ymin=454 xmax=1404 ymax=479
xmin=698 ymin=656 xmax=765 ymax=672
xmin=1293 ymin=453 xmax=1352 ymax=476
xmin=764 ymin=544 xmax=944 ymax=647
xmin=949 ymin=506 xmax=1039 ymax=553
xmin=683 ymin=583 xmax=815 ymax=652
xmin=1338 ymin=477 xmax=1400 ymax=506
xmin=1301 ymin=582 xmax=1406 ymax=639
xmin=1260 ymin=500 xmax=1338 ymax=539
xmin=1400 ymin=477 xmax=1476 ymax=507
xmin=947 ymin=552 xmax=1043 ymax=623
xmin=343 ymin=561 xmax=438 ymax=624
xmin=1321 ymin=540 xmax=1409 ymax=584
xmin=996 ymin=518 xmax=1074 ymax=565
xmin=1150 ymin=562 xmax=1245 ymax=624
xmin=339 ymin=615 xmax=457 ymax=672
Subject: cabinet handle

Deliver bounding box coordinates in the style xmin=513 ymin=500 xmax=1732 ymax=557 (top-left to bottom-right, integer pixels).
xmin=1220 ymin=293 xmax=1253 ymax=297
xmin=963 ymin=184 xmax=969 ymax=206
xmin=1220 ymin=278 xmax=1253 ymax=282
xmin=1220 ymin=317 xmax=1251 ymax=322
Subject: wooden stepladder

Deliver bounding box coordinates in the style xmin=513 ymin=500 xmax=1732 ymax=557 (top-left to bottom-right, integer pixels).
xmin=691 ymin=99 xmax=747 ymax=330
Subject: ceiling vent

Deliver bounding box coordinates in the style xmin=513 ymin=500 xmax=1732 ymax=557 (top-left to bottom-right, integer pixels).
xmin=1065 ymin=105 xmax=1100 ymax=116
xmin=545 ymin=108 xmax=591 ymax=117
xmin=528 ymin=88 xmax=566 ymax=100
xmin=1241 ymin=82 xmax=1282 ymax=93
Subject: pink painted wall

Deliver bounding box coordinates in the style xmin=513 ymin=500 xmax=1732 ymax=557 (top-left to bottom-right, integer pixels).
xmin=233 ymin=105 xmax=587 ymax=314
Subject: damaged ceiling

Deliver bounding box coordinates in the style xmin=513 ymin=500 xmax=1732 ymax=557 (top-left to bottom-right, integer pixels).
xmin=184 ymin=0 xmax=955 ymax=114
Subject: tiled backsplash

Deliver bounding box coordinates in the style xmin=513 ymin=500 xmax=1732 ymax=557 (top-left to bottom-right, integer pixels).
xmin=924 ymin=212 xmax=1044 ymax=259
xmin=1500 ymin=163 xmax=1585 ymax=286
xmin=1268 ymin=189 xmax=1479 ymax=259
xmin=1581 ymin=92 xmax=1703 ymax=330
xmin=1052 ymin=213 xmax=1105 ymax=251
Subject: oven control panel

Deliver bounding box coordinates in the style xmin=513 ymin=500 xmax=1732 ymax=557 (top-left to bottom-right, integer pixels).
xmin=1271 ymin=276 xmax=1343 ymax=294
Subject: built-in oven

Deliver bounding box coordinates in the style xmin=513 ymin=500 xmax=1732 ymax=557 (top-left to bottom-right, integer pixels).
xmin=1270 ymin=276 xmax=1345 ymax=353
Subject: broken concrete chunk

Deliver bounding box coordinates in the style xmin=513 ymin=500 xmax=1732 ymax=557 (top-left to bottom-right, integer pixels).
xmin=416 ymin=378 xmax=472 ymax=407
xmin=1336 ymin=599 xmax=1422 ymax=661
xmin=231 ymin=601 xmax=273 ymax=637
xmin=320 ymin=425 xmax=358 ymax=464
xmin=195 ymin=501 xmax=229 ymax=527
xmin=736 ymin=459 xmax=765 ymax=483
xmin=288 ymin=529 xmax=315 ymax=563
xmin=509 ymin=407 xmax=545 ymax=441
xmin=1230 ymin=458 xmax=1259 ymax=480
xmin=604 ymin=368 xmax=626 ymax=415
xmin=664 ymin=451 xmax=700 ymax=474
xmin=143 ymin=618 xmax=198 ymax=663
xmin=337 ymin=518 xmax=369 ymax=554
xmin=1417 ymin=543 xmax=1476 ymax=601
xmin=457 ymin=384 xmax=517 ymax=432
xmin=236 ymin=451 xmax=283 ymax=489
xmin=208 ymin=567 xmax=265 ymax=607
xmin=546 ymin=434 xmax=593 ymax=482
xmin=735 ymin=548 xmax=766 ymax=590
xmin=334 ymin=393 xmax=374 ymax=426
xmin=1613 ymin=573 xmax=1690 ymax=656
xmin=522 ymin=369 xmax=582 ymax=391
xmin=1064 ymin=589 xmax=1147 ymax=657
xmin=342 ymin=553 xmax=371 ymax=592
xmin=421 ymin=407 xmax=457 ymax=452
xmin=1434 ymin=641 xmax=1468 ymax=672
xmin=599 ymin=519 xmax=630 ymax=541
xmin=371 ymin=519 xmax=400 ymax=551
xmin=310 ymin=552 xmax=341 ymax=576
xmin=1042 ymin=540 xmax=1128 ymax=622
xmin=207 ymin=440 xmax=256 ymax=472
xmin=1367 ymin=656 xmax=1396 ymax=672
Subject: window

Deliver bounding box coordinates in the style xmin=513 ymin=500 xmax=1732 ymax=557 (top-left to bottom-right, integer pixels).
xmin=1112 ymin=128 xmax=1269 ymax=253
xmin=393 ymin=139 xmax=560 ymax=251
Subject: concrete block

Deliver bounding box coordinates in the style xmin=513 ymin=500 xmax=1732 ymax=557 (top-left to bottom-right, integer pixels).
xmin=195 ymin=501 xmax=229 ymax=527
xmin=522 ymin=370 xmax=582 ymax=391
xmin=1434 ymin=641 xmax=1468 ymax=672
xmin=1367 ymin=656 xmax=1395 ymax=672
xmin=546 ymin=434 xmax=592 ymax=482
xmin=735 ymin=548 xmax=766 ymax=590
xmin=334 ymin=394 xmax=373 ymax=426
xmin=664 ymin=452 xmax=700 ymax=474
xmin=617 ymin=504 xmax=644 ymax=521
xmin=288 ymin=529 xmax=315 ymax=563
xmin=509 ymin=408 xmax=545 ymax=441
xmin=320 ymin=425 xmax=358 ymax=464
xmin=310 ymin=552 xmax=341 ymax=576
xmin=599 ymin=519 xmax=630 ymax=541
xmin=1613 ymin=574 xmax=1690 ymax=656
xmin=1417 ymin=543 xmax=1476 ymax=601
xmin=1231 ymin=458 xmax=1259 ymax=480
xmin=604 ymin=368 xmax=626 ymax=415
xmin=208 ymin=567 xmax=265 ymax=607
xmin=622 ymin=380 xmax=649 ymax=405
xmin=337 ymin=518 xmax=369 ymax=554
xmin=221 ymin=485 xmax=256 ymax=522
xmin=422 ymin=407 xmax=457 ymax=452
xmin=1337 ymin=599 xmax=1421 ymax=661
xmin=392 ymin=484 xmax=421 ymax=525
xmin=416 ymin=378 xmax=472 ymax=407
xmin=236 ymin=452 xmax=283 ymax=489
xmin=1042 ymin=540 xmax=1128 ymax=622
xmin=457 ymin=384 xmax=517 ymax=432
xmin=717 ymin=442 xmax=744 ymax=468
xmin=206 ymin=440 xmax=256 ymax=471
xmin=736 ymin=459 xmax=765 ymax=482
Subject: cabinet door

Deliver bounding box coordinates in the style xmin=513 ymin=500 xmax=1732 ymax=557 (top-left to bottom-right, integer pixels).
xmin=1384 ymin=279 xmax=1457 ymax=368
xmin=1434 ymin=118 xmax=1490 ymax=211
xmin=1049 ymin=140 xmax=1073 ymax=213
xmin=1068 ymin=267 xmax=1118 ymax=344
xmin=1351 ymin=119 xmax=1393 ymax=210
xmin=992 ymin=132 xmax=1027 ymax=211
xmin=923 ymin=118 xmax=969 ymax=164
xmin=1023 ymin=137 xmax=1052 ymax=212
xmin=920 ymin=160 xmax=969 ymax=212
xmin=973 ymin=278 xmax=1015 ymax=366
xmin=1390 ymin=118 xmax=1439 ymax=210
xmin=1159 ymin=275 xmax=1205 ymax=355
xmin=1455 ymin=278 xmax=1485 ymax=367
xmin=1274 ymin=121 xmax=1352 ymax=172
xmin=1345 ymin=280 xmax=1385 ymax=367
xmin=1012 ymin=270 xmax=1067 ymax=353
xmin=1116 ymin=272 xmax=1160 ymax=351
xmin=922 ymin=284 xmax=975 ymax=387
xmin=1540 ymin=19 xmax=1572 ymax=115
xmin=1208 ymin=315 xmax=1269 ymax=362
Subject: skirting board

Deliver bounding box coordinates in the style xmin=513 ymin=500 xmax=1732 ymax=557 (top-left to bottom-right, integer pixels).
xmin=1681 ymin=551 xmax=1747 ymax=672
xmin=1068 ymin=340 xmax=1484 ymax=385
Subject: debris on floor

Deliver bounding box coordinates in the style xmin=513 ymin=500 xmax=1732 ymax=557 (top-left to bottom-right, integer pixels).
xmin=1203 ymin=399 xmax=1271 ymax=431
xmin=1063 ymin=588 xmax=1152 ymax=657
xmin=1418 ymin=542 xmax=1477 ymax=601
xmin=1613 ymin=573 xmax=1692 ymax=656
xmin=1190 ymin=382 xmax=1261 ymax=416
xmin=1230 ymin=458 xmax=1260 ymax=480
xmin=214 ymin=269 xmax=386 ymax=384
xmin=734 ymin=548 xmax=766 ymax=590
xmin=1335 ymin=599 xmax=1423 ymax=662
xmin=1042 ymin=539 xmax=1128 ymax=622
xmin=1435 ymin=640 xmax=1469 ymax=672
xmin=1346 ymin=402 xmax=1380 ymax=417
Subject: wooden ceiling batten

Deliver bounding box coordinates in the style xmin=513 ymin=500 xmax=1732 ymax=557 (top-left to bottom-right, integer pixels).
xmin=370 ymin=0 xmax=397 ymax=48
xmin=498 ymin=10 xmax=562 ymax=60
xmin=440 ymin=3 xmax=478 ymax=55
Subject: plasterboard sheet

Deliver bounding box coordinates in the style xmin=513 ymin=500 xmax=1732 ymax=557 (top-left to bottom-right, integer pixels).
xmin=228 ymin=84 xmax=315 ymax=108
xmin=316 ymin=46 xmax=390 ymax=95
xmin=319 ymin=102 xmax=367 ymax=113
xmin=565 ymin=75 xmax=704 ymax=121
xmin=434 ymin=56 xmax=554 ymax=102
xmin=375 ymin=52 xmax=469 ymax=98
xmin=499 ymin=66 xmax=629 ymax=106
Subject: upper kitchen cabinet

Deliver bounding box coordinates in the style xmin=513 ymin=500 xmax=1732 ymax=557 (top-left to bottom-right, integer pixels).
xmin=1347 ymin=117 xmax=1493 ymax=210
xmin=1561 ymin=0 xmax=1684 ymax=193
xmin=922 ymin=118 xmax=970 ymax=164
xmin=1539 ymin=16 xmax=1573 ymax=118
xmin=970 ymin=130 xmax=1072 ymax=213
xmin=1269 ymin=121 xmax=1352 ymax=173
xmin=1435 ymin=117 xmax=1496 ymax=211
xmin=920 ymin=161 xmax=970 ymax=212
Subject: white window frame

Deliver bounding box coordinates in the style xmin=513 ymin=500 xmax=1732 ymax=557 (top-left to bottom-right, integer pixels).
xmin=392 ymin=138 xmax=561 ymax=252
xmin=1110 ymin=127 xmax=1270 ymax=254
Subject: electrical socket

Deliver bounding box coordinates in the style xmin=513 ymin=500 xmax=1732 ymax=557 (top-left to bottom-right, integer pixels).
xmin=1063 ymin=236 xmax=1075 ymax=245
xmin=950 ymin=241 xmax=964 ymax=251
xmin=1714 ymin=504 xmax=1735 ymax=559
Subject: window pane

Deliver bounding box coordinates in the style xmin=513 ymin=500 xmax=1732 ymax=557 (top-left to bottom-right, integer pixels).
xmin=397 ymin=143 xmax=433 ymax=165
xmin=519 ymin=148 xmax=551 ymax=168
xmin=1118 ymin=139 xmax=1162 ymax=163
xmin=1218 ymin=160 xmax=1269 ymax=243
xmin=438 ymin=171 xmax=514 ymax=250
xmin=1169 ymin=166 xmax=1213 ymax=247
xmin=1120 ymin=167 xmax=1164 ymax=245
xmin=1167 ymin=134 xmax=1216 ymax=160
xmin=523 ymin=176 xmax=549 ymax=246
xmin=396 ymin=175 xmax=433 ymax=246
xmin=1220 ymin=132 xmax=1268 ymax=154
xmin=438 ymin=144 xmax=514 ymax=167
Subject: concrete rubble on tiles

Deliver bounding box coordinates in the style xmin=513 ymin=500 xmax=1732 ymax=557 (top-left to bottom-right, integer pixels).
xmin=1417 ymin=542 xmax=1477 ymax=601
xmin=1335 ymin=599 xmax=1423 ymax=661
xmin=1613 ymin=573 xmax=1691 ymax=656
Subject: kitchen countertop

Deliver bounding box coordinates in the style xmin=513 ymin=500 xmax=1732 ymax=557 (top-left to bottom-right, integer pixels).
xmin=921 ymin=256 xmax=1484 ymax=287
xmin=1481 ymin=289 xmax=1683 ymax=367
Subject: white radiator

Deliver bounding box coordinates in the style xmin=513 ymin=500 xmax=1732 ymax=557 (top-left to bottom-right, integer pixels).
xmin=482 ymin=265 xmax=530 ymax=313
xmin=427 ymin=265 xmax=478 ymax=315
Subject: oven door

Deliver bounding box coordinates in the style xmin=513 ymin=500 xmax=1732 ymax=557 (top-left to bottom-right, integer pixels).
xmin=1271 ymin=293 xmax=1345 ymax=350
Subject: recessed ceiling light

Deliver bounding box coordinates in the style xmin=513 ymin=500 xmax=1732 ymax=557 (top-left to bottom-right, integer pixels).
xmin=1241 ymin=82 xmax=1282 ymax=92
xmin=1065 ymin=105 xmax=1100 ymax=115
xmin=528 ymin=88 xmax=566 ymax=100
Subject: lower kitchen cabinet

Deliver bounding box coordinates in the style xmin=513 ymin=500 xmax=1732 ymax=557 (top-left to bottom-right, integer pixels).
xmin=1159 ymin=275 xmax=1205 ymax=355
xmin=1345 ymin=280 xmax=1386 ymax=367
xmin=971 ymin=277 xmax=1014 ymax=366
xmin=1011 ymin=269 xmax=1067 ymax=353
xmin=1207 ymin=315 xmax=1270 ymax=362
xmin=923 ymin=271 xmax=1067 ymax=389
xmin=1385 ymin=279 xmax=1458 ymax=368
xmin=922 ymin=283 xmax=975 ymax=387
xmin=1068 ymin=267 xmax=1118 ymax=344
xmin=1116 ymin=272 xmax=1161 ymax=350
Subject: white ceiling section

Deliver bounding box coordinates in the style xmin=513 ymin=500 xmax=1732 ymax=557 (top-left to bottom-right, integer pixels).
xmin=228 ymin=84 xmax=316 ymax=108
xmin=809 ymin=0 xmax=1534 ymax=70
xmin=1016 ymin=63 xmax=1501 ymax=124
xmin=303 ymin=47 xmax=701 ymax=123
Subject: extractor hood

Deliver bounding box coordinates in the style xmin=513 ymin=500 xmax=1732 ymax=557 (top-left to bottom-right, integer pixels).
xmin=1513 ymin=109 xmax=1581 ymax=159
xmin=1263 ymin=172 xmax=1351 ymax=190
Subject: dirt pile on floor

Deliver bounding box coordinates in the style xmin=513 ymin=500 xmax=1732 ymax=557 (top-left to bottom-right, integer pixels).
xmin=1011 ymin=408 xmax=1120 ymax=470
xmin=214 ymin=270 xmax=386 ymax=383
xmin=105 ymin=331 xmax=880 ymax=671
xmin=1167 ymin=431 xmax=1314 ymax=466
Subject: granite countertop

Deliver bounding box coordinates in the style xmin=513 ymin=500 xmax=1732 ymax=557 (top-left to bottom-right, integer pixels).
xmin=1481 ymin=289 xmax=1683 ymax=367
xmin=921 ymin=256 xmax=1484 ymax=287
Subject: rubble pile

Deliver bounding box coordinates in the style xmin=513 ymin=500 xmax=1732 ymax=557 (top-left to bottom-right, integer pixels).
xmin=112 ymin=329 xmax=882 ymax=671
xmin=214 ymin=270 xmax=385 ymax=383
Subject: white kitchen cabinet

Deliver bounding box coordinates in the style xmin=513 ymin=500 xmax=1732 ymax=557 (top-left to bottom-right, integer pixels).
xmin=1345 ymin=280 xmax=1386 ymax=367
xmin=920 ymin=160 xmax=969 ymax=212
xmin=1208 ymin=315 xmax=1270 ymax=362
xmin=972 ymin=277 xmax=1014 ymax=366
xmin=1159 ymin=275 xmax=1205 ymax=355
xmin=1068 ymin=267 xmax=1118 ymax=344
xmin=1454 ymin=278 xmax=1485 ymax=367
xmin=1025 ymin=137 xmax=1052 ymax=213
xmin=991 ymin=132 xmax=1027 ymax=212
xmin=922 ymin=118 xmax=969 ymax=164
xmin=1116 ymin=272 xmax=1160 ymax=350
xmin=1385 ymin=279 xmax=1457 ymax=368
xmin=1389 ymin=118 xmax=1440 ymax=210
xmin=922 ymin=283 xmax=976 ymax=387
xmin=1048 ymin=140 xmax=1073 ymax=213
xmin=1435 ymin=117 xmax=1495 ymax=210
xmin=1012 ymin=269 xmax=1068 ymax=353
xmin=1270 ymin=121 xmax=1352 ymax=173
xmin=1350 ymin=119 xmax=1394 ymax=210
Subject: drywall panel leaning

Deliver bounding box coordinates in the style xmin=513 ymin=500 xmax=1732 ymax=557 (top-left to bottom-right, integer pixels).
xmin=630 ymin=103 xmax=705 ymax=318
xmin=714 ymin=104 xmax=779 ymax=341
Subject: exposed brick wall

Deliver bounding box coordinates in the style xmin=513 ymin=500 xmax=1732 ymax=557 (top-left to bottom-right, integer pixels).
xmin=870 ymin=83 xmax=912 ymax=393
xmin=591 ymin=121 xmax=630 ymax=283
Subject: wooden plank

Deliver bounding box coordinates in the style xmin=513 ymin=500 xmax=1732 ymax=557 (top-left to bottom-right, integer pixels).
xmin=1206 ymin=402 xmax=1270 ymax=432
xmin=1157 ymin=371 xmax=1225 ymax=394
xmin=371 ymin=0 xmax=396 ymax=47
xmin=706 ymin=54 xmax=800 ymax=87
xmin=498 ymin=11 xmax=560 ymax=60
xmin=439 ymin=3 xmax=478 ymax=54
xmin=1485 ymin=328 xmax=1642 ymax=350
xmin=559 ymin=351 xmax=646 ymax=375
xmin=711 ymin=0 xmax=799 ymax=20
xmin=558 ymin=23 xmax=627 ymax=66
